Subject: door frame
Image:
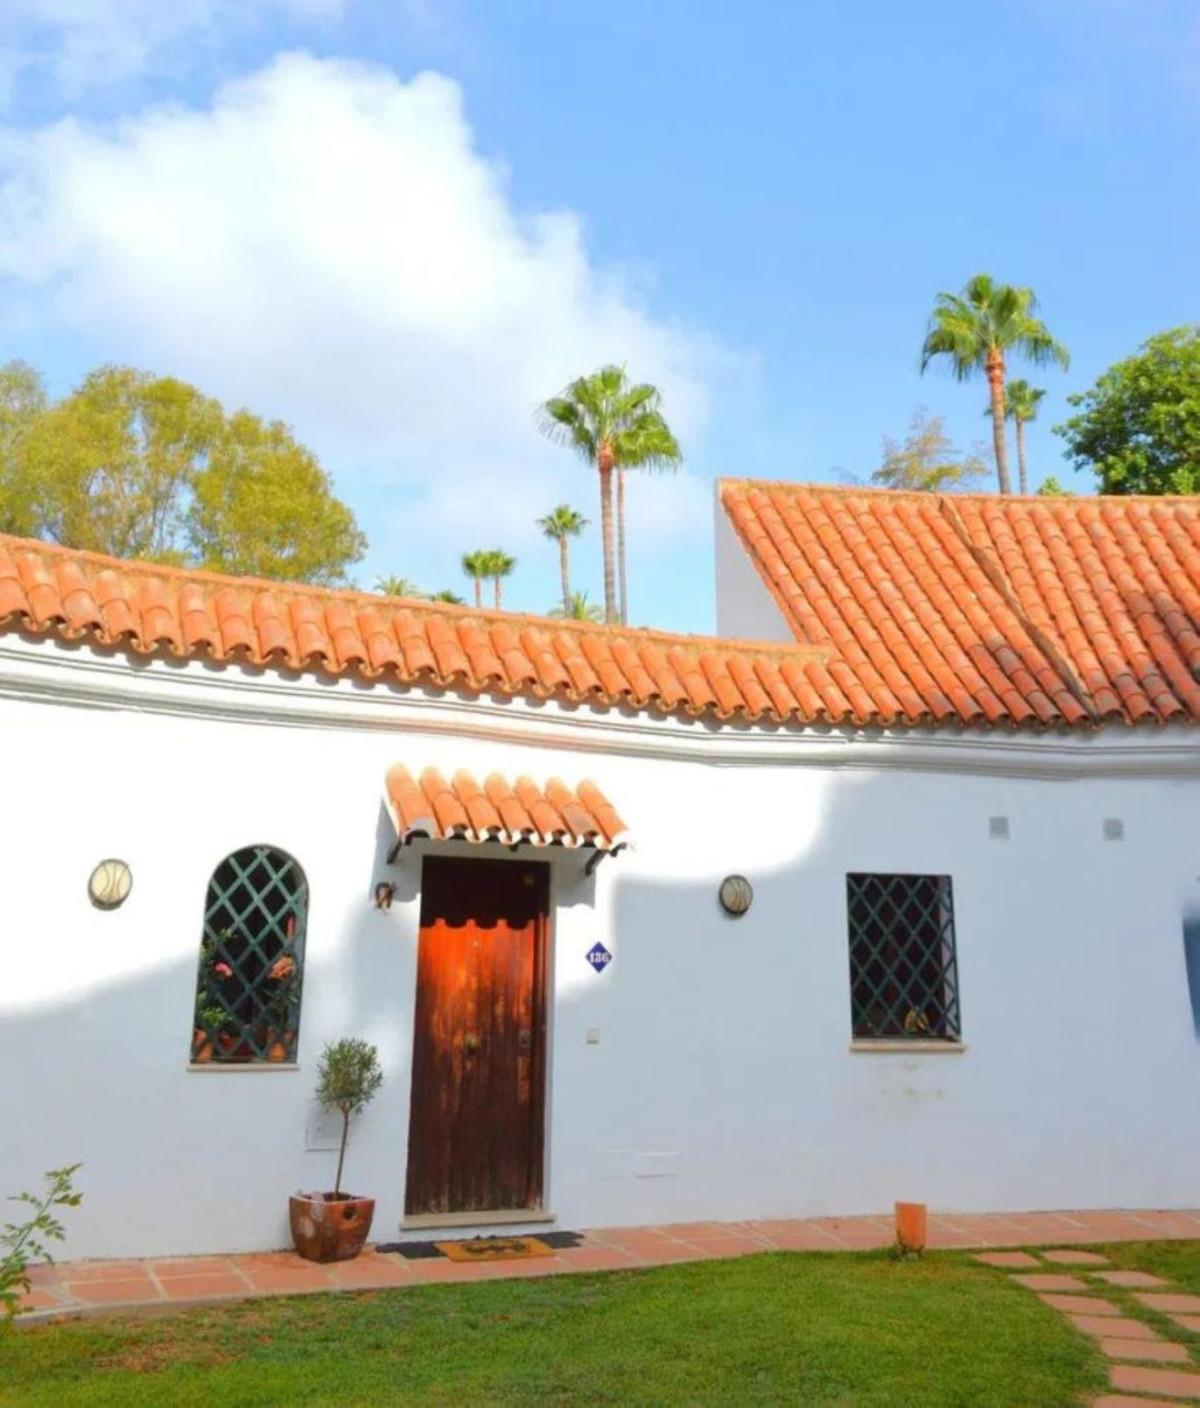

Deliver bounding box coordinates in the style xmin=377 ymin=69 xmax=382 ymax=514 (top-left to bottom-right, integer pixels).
xmin=401 ymin=847 xmax=555 ymax=1224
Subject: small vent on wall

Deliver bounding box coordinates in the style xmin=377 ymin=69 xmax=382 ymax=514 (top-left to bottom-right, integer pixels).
xmin=988 ymin=816 xmax=1010 ymax=840
xmin=1103 ymin=818 xmax=1125 ymax=842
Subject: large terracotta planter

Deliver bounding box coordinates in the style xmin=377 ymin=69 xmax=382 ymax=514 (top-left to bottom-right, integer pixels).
xmin=290 ymin=1192 xmax=375 ymax=1262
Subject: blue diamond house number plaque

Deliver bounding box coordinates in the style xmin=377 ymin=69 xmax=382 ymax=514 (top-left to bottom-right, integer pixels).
xmin=586 ymin=942 xmax=612 ymax=973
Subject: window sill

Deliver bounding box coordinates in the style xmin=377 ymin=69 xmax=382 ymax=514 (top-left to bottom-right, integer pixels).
xmin=401 ymin=1208 xmax=556 ymax=1230
xmin=849 ymin=1040 xmax=966 ymax=1054
xmin=187 ymin=1062 xmax=300 ymax=1072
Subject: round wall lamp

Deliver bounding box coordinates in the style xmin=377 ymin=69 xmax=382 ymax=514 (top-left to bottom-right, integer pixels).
xmin=88 ymin=859 xmax=132 ymax=910
xmin=718 ymin=874 xmax=753 ymax=917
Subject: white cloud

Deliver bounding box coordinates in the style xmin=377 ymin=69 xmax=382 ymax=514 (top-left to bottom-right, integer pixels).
xmin=1 ymin=1 xmax=348 ymax=100
xmin=0 ymin=53 xmax=739 ymax=609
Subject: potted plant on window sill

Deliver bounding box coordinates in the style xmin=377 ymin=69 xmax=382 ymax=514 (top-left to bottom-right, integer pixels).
xmin=290 ymin=1038 xmax=383 ymax=1262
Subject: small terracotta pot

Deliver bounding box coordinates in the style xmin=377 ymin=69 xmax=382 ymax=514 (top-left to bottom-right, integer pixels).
xmin=265 ymin=1028 xmax=293 ymax=1062
xmin=217 ymin=1033 xmax=253 ymax=1062
xmin=191 ymin=1030 xmax=214 ymax=1063
xmin=290 ymin=1192 xmax=375 ymax=1263
xmin=895 ymin=1201 xmax=927 ymax=1252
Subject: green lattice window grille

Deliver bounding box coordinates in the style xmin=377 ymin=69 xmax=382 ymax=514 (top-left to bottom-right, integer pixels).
xmin=847 ymin=873 xmax=961 ymax=1041
xmin=190 ymin=846 xmax=308 ymax=1064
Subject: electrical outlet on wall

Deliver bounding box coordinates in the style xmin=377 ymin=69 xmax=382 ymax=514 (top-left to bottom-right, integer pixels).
xmin=304 ymin=1104 xmax=342 ymax=1152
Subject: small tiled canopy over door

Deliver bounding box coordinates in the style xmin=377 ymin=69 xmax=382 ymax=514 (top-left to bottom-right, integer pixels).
xmin=405 ymin=856 xmax=549 ymax=1217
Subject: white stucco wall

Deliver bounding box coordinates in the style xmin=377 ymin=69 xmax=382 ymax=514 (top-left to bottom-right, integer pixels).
xmin=713 ymin=490 xmax=794 ymax=642
xmin=2 ymin=634 xmax=1199 ymax=1259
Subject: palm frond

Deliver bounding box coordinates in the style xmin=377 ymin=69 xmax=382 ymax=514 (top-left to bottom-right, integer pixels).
xmin=922 ymin=274 xmax=1068 ymax=380
xmin=374 ymin=574 xmax=424 ymax=598
xmin=550 ymin=590 xmax=603 ymax=622
xmin=536 ymin=503 xmax=589 ymax=539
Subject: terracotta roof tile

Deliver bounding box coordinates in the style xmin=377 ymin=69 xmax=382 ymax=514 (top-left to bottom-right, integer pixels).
xmin=386 ymin=765 xmax=630 ymax=851
xmin=721 ymin=479 xmax=1200 ymax=728
xmin=0 ymin=531 xmax=828 ymax=728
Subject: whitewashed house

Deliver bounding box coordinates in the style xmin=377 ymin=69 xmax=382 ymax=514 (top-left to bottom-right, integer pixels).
xmin=2 ymin=479 xmax=1198 ymax=1259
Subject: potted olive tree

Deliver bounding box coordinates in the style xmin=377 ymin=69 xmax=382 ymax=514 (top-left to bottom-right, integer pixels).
xmin=290 ymin=1038 xmax=383 ymax=1263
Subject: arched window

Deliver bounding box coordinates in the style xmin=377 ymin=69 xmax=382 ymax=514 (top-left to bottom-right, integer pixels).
xmin=190 ymin=845 xmax=308 ymax=1064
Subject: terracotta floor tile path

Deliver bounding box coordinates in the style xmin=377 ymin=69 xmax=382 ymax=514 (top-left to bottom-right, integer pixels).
xmin=11 ymin=1206 xmax=1200 ymax=1336
xmin=977 ymin=1241 xmax=1200 ymax=1404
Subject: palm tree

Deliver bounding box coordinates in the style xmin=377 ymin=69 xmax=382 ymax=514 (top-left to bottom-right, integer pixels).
xmin=550 ymin=590 xmax=603 ymax=622
xmin=537 ymin=504 xmax=588 ymax=614
xmin=614 ymin=418 xmax=681 ymax=625
xmin=461 ymin=550 xmax=489 ymax=609
xmin=1001 ymin=380 xmax=1045 ymax=495
xmin=485 ymin=550 xmax=516 ymax=609
xmin=537 ymin=365 xmax=681 ymax=624
xmin=430 ymin=589 xmax=465 ymax=605
xmin=374 ymin=574 xmax=423 ymax=598
xmin=920 ymin=274 xmax=1068 ymax=494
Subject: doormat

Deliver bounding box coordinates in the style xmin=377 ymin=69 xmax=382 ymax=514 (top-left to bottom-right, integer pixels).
xmin=437 ymin=1235 xmax=554 ymax=1262
xmin=377 ymin=1230 xmax=583 ymax=1259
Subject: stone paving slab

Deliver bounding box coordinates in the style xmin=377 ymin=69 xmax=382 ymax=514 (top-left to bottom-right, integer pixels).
xmin=1109 ymin=1363 xmax=1200 ymax=1399
xmin=1094 ymin=1397 xmax=1187 ymax=1407
xmin=1070 ymin=1315 xmax=1164 ymax=1341
xmin=15 ymin=1207 xmax=1200 ymax=1325
xmin=1099 ymin=1339 xmax=1189 ymax=1363
xmin=1043 ymin=1249 xmax=1110 ymax=1266
xmin=1040 ymin=1293 xmax=1121 ymax=1316
xmin=1138 ymin=1293 xmax=1200 ymax=1314
xmin=1012 ymin=1272 xmax=1090 ymax=1292
xmin=1094 ymin=1271 xmax=1169 ymax=1288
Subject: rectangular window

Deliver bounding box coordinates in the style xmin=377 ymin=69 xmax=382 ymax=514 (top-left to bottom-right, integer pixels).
xmin=846 ymin=873 xmax=961 ymax=1041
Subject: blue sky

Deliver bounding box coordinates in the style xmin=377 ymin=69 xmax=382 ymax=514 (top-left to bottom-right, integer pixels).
xmin=0 ymin=1 xmax=1197 ymax=631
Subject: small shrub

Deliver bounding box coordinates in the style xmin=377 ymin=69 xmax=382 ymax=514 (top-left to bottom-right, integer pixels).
xmin=1 ymin=1164 xmax=82 ymax=1322
xmin=315 ymin=1040 xmax=383 ymax=1197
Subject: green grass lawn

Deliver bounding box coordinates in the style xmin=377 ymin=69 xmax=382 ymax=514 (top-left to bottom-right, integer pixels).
xmin=1 ymin=1250 xmax=1105 ymax=1407
xmin=1101 ymin=1237 xmax=1200 ymax=1293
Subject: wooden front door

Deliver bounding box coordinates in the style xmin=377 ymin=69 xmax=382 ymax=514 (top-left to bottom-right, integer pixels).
xmin=405 ymin=855 xmax=549 ymax=1217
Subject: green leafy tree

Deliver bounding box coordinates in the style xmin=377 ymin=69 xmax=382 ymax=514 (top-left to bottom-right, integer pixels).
xmin=374 ymin=575 xmax=424 ymax=598
xmin=484 ymin=549 xmax=516 ymax=609
xmin=871 ymin=409 xmax=987 ymax=492
xmin=538 ymin=365 xmax=681 ymax=623
xmin=315 ymin=1040 xmax=382 ymax=1198
xmin=550 ymin=590 xmax=603 ymax=622
xmin=189 ymin=410 xmax=365 ymax=584
xmin=921 ymin=275 xmax=1068 ymax=494
xmin=1 ymin=1164 xmax=82 ymax=1321
xmin=1036 ymin=476 xmax=1074 ymax=497
xmin=0 ymin=361 xmax=48 ymax=537
xmin=461 ymin=550 xmax=490 ymax=609
xmin=537 ymin=504 xmax=588 ymax=614
xmin=21 ymin=366 xmax=223 ymax=562
xmin=3 ymin=364 xmax=365 ymax=583
xmin=1054 ymin=326 xmax=1200 ymax=494
xmin=997 ymin=380 xmax=1045 ymax=495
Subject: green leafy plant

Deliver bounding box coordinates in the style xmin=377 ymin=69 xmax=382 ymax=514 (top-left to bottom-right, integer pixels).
xmin=315 ymin=1040 xmax=383 ymax=1198
xmin=1 ymin=1165 xmax=82 ymax=1322
xmin=1054 ymin=325 xmax=1200 ymax=494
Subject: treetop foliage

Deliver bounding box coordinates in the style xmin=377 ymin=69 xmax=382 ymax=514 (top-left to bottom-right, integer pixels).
xmin=0 ymin=362 xmax=365 ymax=584
xmin=1054 ymin=325 xmax=1200 ymax=495
xmin=870 ymin=408 xmax=987 ymax=493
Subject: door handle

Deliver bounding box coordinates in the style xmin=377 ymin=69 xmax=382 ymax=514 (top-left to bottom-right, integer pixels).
xmin=463 ymin=1033 xmax=481 ymax=1053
